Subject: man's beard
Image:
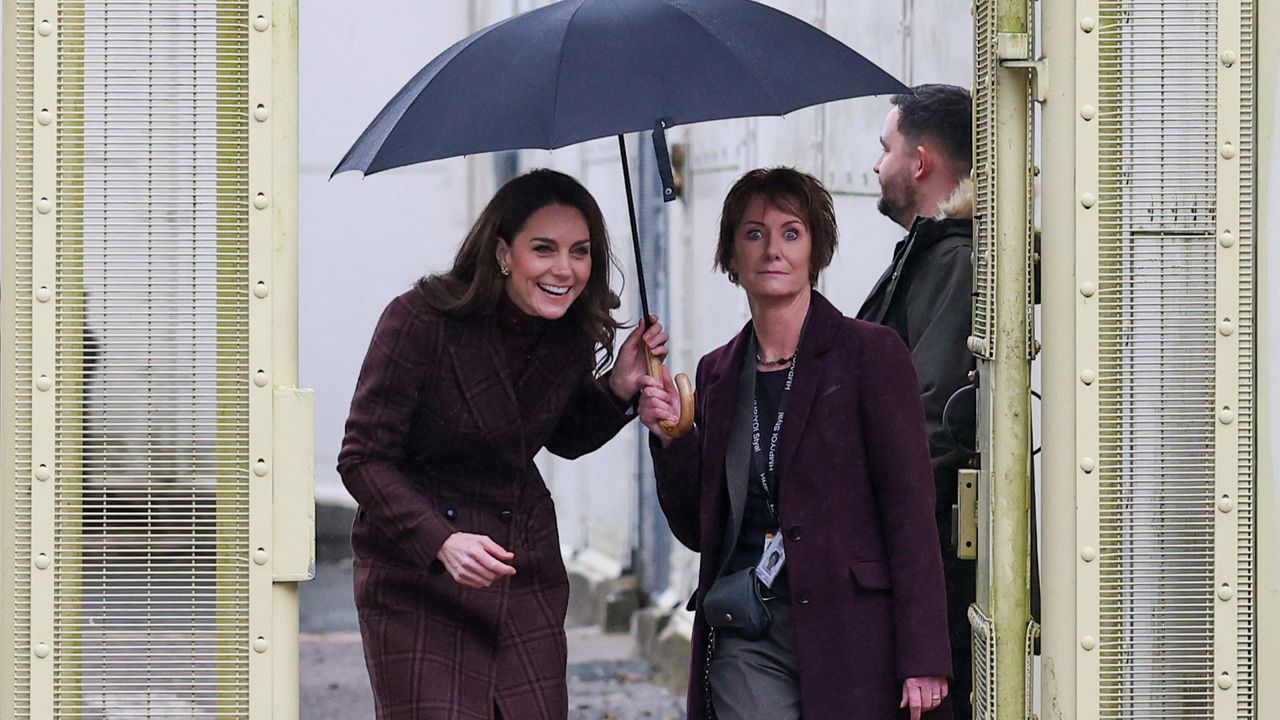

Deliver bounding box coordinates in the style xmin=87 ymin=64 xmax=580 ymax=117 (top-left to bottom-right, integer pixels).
xmin=876 ymin=177 xmax=917 ymax=224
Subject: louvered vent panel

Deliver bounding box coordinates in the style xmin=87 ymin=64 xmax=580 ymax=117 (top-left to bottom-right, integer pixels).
xmin=52 ymin=2 xmax=251 ymax=717
xmin=13 ymin=1 xmax=38 ymax=716
xmin=968 ymin=605 xmax=996 ymax=720
xmin=1233 ymin=1 xmax=1256 ymax=715
xmin=1093 ymin=1 xmax=1254 ymax=717
xmin=970 ymin=0 xmax=996 ymax=358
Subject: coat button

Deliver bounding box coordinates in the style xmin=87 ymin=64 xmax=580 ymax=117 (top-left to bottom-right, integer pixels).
xmin=788 ymin=525 xmax=802 ymax=542
xmin=499 ymin=510 xmax=513 ymax=524
xmin=723 ymin=612 xmax=734 ymax=623
xmin=797 ymin=592 xmax=811 ymax=605
xmin=444 ymin=508 xmax=458 ymax=521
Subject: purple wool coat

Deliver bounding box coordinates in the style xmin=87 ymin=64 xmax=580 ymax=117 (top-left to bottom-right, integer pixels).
xmin=338 ymin=288 xmax=633 ymax=720
xmin=652 ymin=292 xmax=953 ymax=720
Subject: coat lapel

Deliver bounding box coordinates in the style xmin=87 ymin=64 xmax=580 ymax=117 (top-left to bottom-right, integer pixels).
xmin=446 ymin=313 xmax=525 ymax=460
xmin=699 ymin=324 xmax=752 ymax=567
xmin=777 ymin=293 xmax=839 ymax=478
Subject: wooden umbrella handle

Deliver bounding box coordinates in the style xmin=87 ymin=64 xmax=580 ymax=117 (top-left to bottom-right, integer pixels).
xmin=646 ymin=349 xmax=695 ymax=438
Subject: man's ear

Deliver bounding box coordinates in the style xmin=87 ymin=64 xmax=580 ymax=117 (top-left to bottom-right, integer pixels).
xmin=913 ymin=144 xmax=935 ymax=182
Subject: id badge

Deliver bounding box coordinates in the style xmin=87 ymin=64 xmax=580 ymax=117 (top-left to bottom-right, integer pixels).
xmin=755 ymin=531 xmax=786 ymax=588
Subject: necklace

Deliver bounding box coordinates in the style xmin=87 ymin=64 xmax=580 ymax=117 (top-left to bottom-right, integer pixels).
xmin=755 ymin=350 xmax=796 ymax=367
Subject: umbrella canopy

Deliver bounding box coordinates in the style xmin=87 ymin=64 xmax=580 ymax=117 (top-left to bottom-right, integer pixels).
xmin=333 ymin=0 xmax=907 ymax=176
xmin=333 ymin=0 xmax=909 ymax=437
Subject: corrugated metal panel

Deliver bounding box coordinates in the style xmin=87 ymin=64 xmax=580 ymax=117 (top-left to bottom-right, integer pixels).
xmin=13 ymin=0 xmax=38 ymax=715
xmin=1092 ymin=0 xmax=1255 ymax=716
xmin=1232 ymin=1 xmax=1256 ymax=716
xmin=970 ymin=0 xmax=996 ymax=359
xmin=48 ymin=1 xmax=252 ymax=717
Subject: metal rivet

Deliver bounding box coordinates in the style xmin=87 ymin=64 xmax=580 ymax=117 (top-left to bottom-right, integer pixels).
xmin=1080 ymin=546 xmax=1096 ymax=562
xmin=1080 ymin=17 xmax=1095 ymax=32
xmin=37 ymin=109 xmax=53 ymax=126
xmin=38 ymin=20 xmax=52 ymax=37
xmin=1221 ymin=142 xmax=1237 ymax=159
xmin=1218 ymin=672 xmax=1234 ymax=690
xmin=253 ymin=548 xmax=269 ymax=566
xmin=1220 ymin=50 xmax=1237 ymax=67
xmin=1080 ymin=105 xmax=1096 ymax=120
xmin=253 ymin=282 xmax=269 ymax=299
xmin=1081 ymin=635 xmax=1097 ymax=651
xmin=36 ymin=375 xmax=52 ymax=392
xmin=254 ymin=637 xmax=269 ymax=653
xmin=36 ymin=286 xmax=52 ymax=303
xmin=1080 ymin=282 xmax=1096 ymax=298
xmin=253 ymin=459 xmax=269 ymax=477
xmin=35 ymin=465 xmax=51 ymax=482
xmin=1080 ymin=369 xmax=1096 ymax=385
xmin=34 ymin=553 xmax=50 ymax=570
xmin=723 ymin=613 xmax=733 ymax=624
xmin=253 ymin=15 xmax=270 ymax=32
xmin=253 ymin=104 xmax=269 ymax=122
xmin=1219 ymin=230 xmax=1235 ymax=248
xmin=1080 ymin=457 xmax=1096 ymax=473
xmin=1218 ymin=319 xmax=1235 ymax=336
xmin=1080 ymin=192 xmax=1097 ymax=209
xmin=253 ymin=370 xmax=269 ymax=387
xmin=1218 ymin=495 xmax=1235 ymax=513
xmin=1218 ymin=584 xmax=1234 ymax=601
xmin=34 ymin=643 xmax=50 ymax=658
xmin=1218 ymin=407 xmax=1235 ymax=425
xmin=253 ymin=193 xmax=270 ymax=210
xmin=36 ymin=197 xmax=52 ymax=215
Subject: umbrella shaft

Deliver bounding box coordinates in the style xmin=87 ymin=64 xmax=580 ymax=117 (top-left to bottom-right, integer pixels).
xmin=618 ymin=134 xmax=652 ymax=323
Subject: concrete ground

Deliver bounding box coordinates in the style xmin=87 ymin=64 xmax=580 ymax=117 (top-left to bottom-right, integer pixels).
xmin=300 ymin=560 xmax=684 ymax=720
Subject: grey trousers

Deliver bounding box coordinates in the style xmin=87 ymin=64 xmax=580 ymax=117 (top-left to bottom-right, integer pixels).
xmin=708 ymin=600 xmax=801 ymax=720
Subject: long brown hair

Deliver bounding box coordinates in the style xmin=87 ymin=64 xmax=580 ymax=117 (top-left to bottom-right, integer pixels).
xmin=417 ymin=168 xmax=622 ymax=370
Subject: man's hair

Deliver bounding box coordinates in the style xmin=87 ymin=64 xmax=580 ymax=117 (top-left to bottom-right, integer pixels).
xmin=890 ymin=84 xmax=973 ymax=176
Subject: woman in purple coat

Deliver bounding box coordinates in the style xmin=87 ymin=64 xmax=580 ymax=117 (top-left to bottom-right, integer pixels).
xmin=639 ymin=168 xmax=952 ymax=720
xmin=338 ymin=169 xmax=666 ymax=719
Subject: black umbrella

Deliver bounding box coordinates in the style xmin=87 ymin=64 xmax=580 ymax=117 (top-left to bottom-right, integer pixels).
xmin=334 ymin=0 xmax=908 ymax=435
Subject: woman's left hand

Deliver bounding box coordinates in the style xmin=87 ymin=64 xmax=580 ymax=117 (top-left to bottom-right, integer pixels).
xmin=608 ymin=315 xmax=669 ymax=402
xmin=900 ymin=676 xmax=948 ymax=719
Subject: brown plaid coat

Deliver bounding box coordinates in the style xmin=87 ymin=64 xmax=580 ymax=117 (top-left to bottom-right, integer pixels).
xmin=338 ymin=288 xmax=633 ymax=720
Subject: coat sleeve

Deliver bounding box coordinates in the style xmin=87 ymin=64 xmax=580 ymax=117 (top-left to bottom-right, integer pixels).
xmin=337 ymin=295 xmax=455 ymax=569
xmin=858 ymin=324 xmax=953 ymax=680
xmin=544 ymin=369 xmax=635 ymax=459
xmin=649 ymin=357 xmax=709 ymax=552
xmin=903 ymin=239 xmax=976 ymax=474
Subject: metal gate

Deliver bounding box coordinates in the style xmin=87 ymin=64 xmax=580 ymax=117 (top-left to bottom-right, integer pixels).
xmin=1 ymin=1 xmax=311 ymax=718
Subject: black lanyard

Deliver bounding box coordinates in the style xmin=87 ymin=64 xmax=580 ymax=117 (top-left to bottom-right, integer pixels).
xmin=749 ymin=354 xmax=796 ymax=525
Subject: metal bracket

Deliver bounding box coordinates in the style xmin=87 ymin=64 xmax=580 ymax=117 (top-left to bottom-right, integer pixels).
xmin=996 ymin=31 xmax=1047 ymax=103
xmin=1001 ymin=58 xmax=1048 ymax=104
xmin=957 ymin=468 xmax=979 ymax=560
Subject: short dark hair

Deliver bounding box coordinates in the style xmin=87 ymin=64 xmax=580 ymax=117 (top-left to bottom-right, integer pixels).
xmin=715 ymin=167 xmax=837 ymax=286
xmin=890 ymin=84 xmax=973 ymax=175
xmin=417 ymin=168 xmax=621 ymax=370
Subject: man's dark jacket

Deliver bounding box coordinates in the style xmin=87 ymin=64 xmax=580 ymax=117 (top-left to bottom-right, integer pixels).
xmin=857 ymin=182 xmax=977 ymax=719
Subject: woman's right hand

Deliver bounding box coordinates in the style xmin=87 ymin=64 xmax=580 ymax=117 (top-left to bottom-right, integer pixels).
xmin=437 ymin=532 xmax=517 ymax=588
xmin=638 ymin=365 xmax=682 ymax=448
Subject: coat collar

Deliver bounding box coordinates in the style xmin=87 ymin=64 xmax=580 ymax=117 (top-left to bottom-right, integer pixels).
xmin=446 ymin=307 xmax=589 ymax=463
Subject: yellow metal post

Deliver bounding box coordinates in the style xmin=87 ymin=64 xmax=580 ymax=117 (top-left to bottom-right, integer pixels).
xmin=1038 ymin=0 xmax=1077 ymax=716
xmin=971 ymin=0 xmax=1036 ymax=717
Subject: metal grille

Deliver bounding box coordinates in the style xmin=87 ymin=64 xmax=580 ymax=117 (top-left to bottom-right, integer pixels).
xmin=49 ymin=2 xmax=251 ymax=716
xmin=12 ymin=0 xmax=38 ymax=715
xmin=1232 ymin=2 xmax=1256 ymax=716
xmin=970 ymin=0 xmax=997 ymax=358
xmin=1093 ymin=1 xmax=1254 ymax=717
xmin=968 ymin=604 xmax=996 ymax=720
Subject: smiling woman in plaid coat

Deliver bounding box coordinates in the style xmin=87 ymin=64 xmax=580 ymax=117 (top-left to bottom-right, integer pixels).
xmin=338 ymin=170 xmax=667 ymax=720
